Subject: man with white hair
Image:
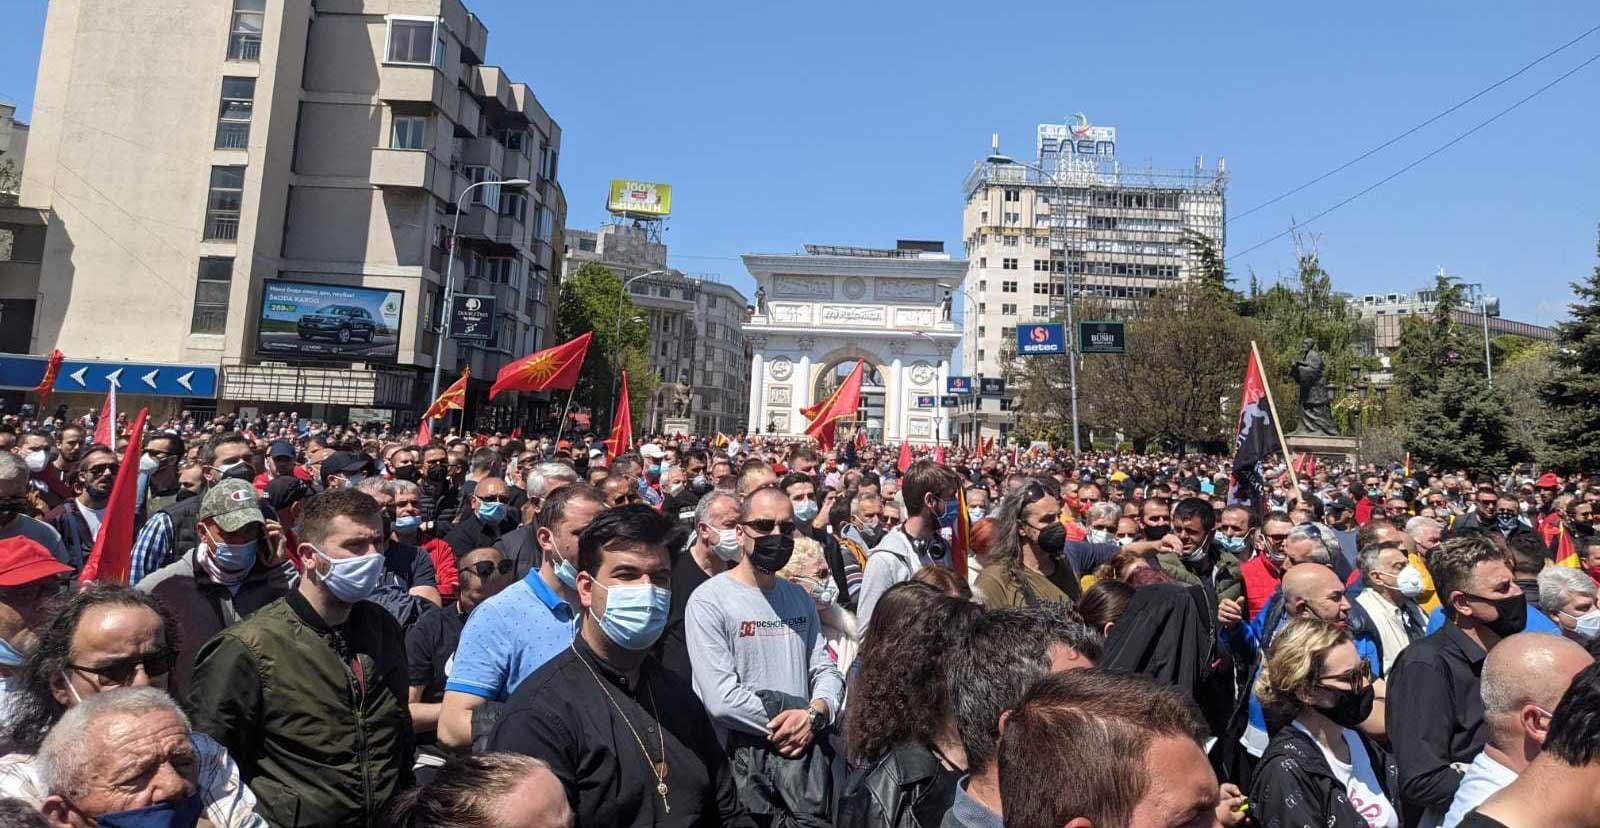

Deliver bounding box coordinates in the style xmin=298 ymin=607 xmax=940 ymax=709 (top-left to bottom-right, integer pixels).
xmin=1355 ymin=541 xmax=1429 ymax=672
xmin=1407 ymin=515 xmax=1445 ymax=560
xmin=1537 ymin=567 xmax=1599 ymax=644
xmin=36 ymin=687 xmax=203 ymax=828
xmin=496 ymin=463 xmax=580 ymax=579
xmin=1441 ymin=633 xmax=1592 ymax=828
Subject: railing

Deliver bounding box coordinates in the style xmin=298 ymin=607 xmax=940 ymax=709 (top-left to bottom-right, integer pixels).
xmin=227 ymin=34 xmax=261 ymax=62
xmin=204 ymin=212 xmax=240 ymax=241
xmin=215 ymin=122 xmax=250 ymax=150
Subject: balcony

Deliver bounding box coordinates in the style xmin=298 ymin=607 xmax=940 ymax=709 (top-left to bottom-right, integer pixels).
xmin=369 ymin=148 xmax=451 ymax=201
xmin=455 ymin=204 xmax=502 ymax=244
xmin=226 ymin=33 xmax=260 ymax=62
xmin=204 ymin=211 xmax=240 ymax=242
xmin=461 ymin=136 xmax=505 ymax=174
xmin=378 ymin=64 xmax=446 ymax=107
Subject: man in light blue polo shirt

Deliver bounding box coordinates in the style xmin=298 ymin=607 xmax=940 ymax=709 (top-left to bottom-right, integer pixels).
xmin=436 ymin=483 xmax=605 ymax=750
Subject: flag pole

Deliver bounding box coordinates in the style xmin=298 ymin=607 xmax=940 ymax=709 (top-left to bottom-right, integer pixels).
xmin=1251 ymin=340 xmax=1301 ymax=495
xmin=555 ymin=386 xmax=578 ymax=444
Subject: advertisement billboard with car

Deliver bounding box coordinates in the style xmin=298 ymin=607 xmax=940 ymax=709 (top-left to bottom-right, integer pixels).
xmin=257 ymin=281 xmax=403 ymax=361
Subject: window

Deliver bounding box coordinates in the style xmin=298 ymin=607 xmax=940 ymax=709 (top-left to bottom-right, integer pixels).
xmin=501 ymin=191 xmax=527 ymax=223
xmin=1004 ymin=212 xmax=1020 ymax=224
xmin=1001 ymin=281 xmax=1018 ymax=293
xmin=1033 ymin=260 xmax=1049 ymax=272
xmin=227 ymin=0 xmax=264 ymax=61
xmin=977 ymin=326 xmax=986 ymax=337
xmin=977 ymin=280 xmax=987 ymax=291
xmin=979 ymin=210 xmax=988 ymax=223
xmin=387 ymin=18 xmax=441 ymax=66
xmin=465 ymin=166 xmax=500 ymax=211
xmin=978 ymin=349 xmax=986 ymax=363
xmin=1033 ymin=305 xmax=1050 ymax=317
xmin=484 ymin=257 xmax=515 ymax=285
xmin=1002 ymin=236 xmax=1019 ymax=247
xmin=1004 ymin=188 xmax=1020 ymax=202
xmin=212 ymin=77 xmax=256 ymax=149
xmin=390 ymin=115 xmax=426 ymax=150
xmin=977 ymin=257 xmax=986 ymax=268
xmin=1001 ymin=304 xmax=1017 ymax=315
xmin=190 ymin=258 xmax=232 ymax=334
xmin=1033 ymin=282 xmax=1049 ymax=294
xmin=1001 ymin=326 xmax=1015 ymax=341
xmin=204 ymin=166 xmax=245 ymax=241
xmin=1002 ymin=259 xmax=1018 ymax=271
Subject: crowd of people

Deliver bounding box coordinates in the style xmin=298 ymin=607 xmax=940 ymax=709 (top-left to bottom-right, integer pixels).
xmin=0 ymin=406 xmax=1596 ymax=827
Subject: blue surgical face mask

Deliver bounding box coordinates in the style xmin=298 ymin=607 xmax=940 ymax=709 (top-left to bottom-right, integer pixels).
xmin=0 ymin=636 xmax=25 ymax=669
xmin=209 ymin=537 xmax=258 ymax=573
xmin=793 ymin=498 xmax=819 ymax=522
xmin=548 ymin=544 xmax=579 ymax=591
xmin=392 ymin=514 xmax=423 ymax=534
xmin=591 ymin=581 xmax=671 ymax=651
xmin=477 ymin=500 xmax=509 ymax=524
xmin=313 ymin=548 xmax=386 ymax=604
xmin=1213 ymin=531 xmax=1247 ymax=555
xmin=95 ymin=791 xmax=204 ymax=828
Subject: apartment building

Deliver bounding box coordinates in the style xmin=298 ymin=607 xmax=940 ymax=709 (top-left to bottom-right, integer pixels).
xmin=562 ymin=223 xmax=752 ymax=436
xmin=956 ymin=122 xmax=1227 ymax=444
xmin=19 ymin=0 xmax=565 ymax=425
xmin=1348 ymin=279 xmax=1553 ymax=351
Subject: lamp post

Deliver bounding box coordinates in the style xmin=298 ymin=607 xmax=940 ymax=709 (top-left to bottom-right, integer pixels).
xmin=611 ymin=270 xmax=667 ymax=423
xmin=429 ymin=177 xmax=533 ymax=406
xmin=985 ymin=152 xmax=1081 ymax=455
xmin=939 ymin=281 xmax=984 ymax=448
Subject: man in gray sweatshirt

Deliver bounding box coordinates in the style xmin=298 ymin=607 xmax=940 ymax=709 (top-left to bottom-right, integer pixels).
xmin=687 ymin=485 xmax=845 ymax=822
xmin=856 ymin=459 xmax=965 ymax=633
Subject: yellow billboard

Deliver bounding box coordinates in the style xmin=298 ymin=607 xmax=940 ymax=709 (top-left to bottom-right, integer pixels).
xmin=607 ymin=179 xmax=673 ymax=217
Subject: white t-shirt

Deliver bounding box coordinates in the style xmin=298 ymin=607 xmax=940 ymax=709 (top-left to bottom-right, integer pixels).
xmin=1293 ymin=721 xmax=1399 ymax=828
xmin=79 ymin=503 xmax=106 ymax=540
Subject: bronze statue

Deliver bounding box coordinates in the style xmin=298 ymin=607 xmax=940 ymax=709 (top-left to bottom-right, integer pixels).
xmin=670 ymin=371 xmax=694 ymax=419
xmin=1289 ymin=338 xmax=1338 ymax=436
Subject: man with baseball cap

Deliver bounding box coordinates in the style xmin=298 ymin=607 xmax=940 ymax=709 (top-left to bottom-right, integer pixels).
xmin=136 ymin=478 xmax=293 ymax=697
xmin=254 ymin=440 xmax=310 ymax=493
xmin=321 ymin=450 xmax=373 ymax=490
xmin=0 ymin=535 xmax=70 ymax=718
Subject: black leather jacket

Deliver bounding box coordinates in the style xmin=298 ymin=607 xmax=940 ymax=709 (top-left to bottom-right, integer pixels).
xmin=837 ymin=742 xmax=960 ymax=828
xmin=1250 ymin=721 xmax=1403 ymax=828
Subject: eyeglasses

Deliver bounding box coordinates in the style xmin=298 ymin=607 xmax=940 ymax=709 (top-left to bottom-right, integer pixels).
xmin=1318 ymin=661 xmax=1372 ymax=688
xmin=464 ymin=560 xmax=514 ymax=579
xmin=742 ymin=518 xmax=797 ymax=535
xmin=477 ymin=494 xmax=510 ymax=504
xmin=0 ymin=578 xmax=66 ymax=604
xmin=83 ymin=463 xmax=119 ymax=477
xmin=144 ymin=449 xmax=179 ymax=461
xmin=69 ymin=649 xmax=175 ymax=686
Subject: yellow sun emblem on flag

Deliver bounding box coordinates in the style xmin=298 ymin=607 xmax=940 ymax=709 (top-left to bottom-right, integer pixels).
xmin=521 ymin=352 xmax=561 ymax=384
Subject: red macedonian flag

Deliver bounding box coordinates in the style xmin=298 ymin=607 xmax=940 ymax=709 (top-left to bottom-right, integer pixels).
xmin=802 ymin=359 xmax=865 ymax=450
xmin=489 ymin=332 xmax=593 ymax=399
xmin=423 ymin=367 xmax=470 ymax=421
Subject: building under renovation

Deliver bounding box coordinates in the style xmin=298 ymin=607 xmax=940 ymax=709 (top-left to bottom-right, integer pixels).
xmin=956 ymin=117 xmax=1229 ymax=444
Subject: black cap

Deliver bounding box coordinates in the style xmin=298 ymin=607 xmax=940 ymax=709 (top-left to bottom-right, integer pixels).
xmin=264 ymin=475 xmax=312 ymax=511
xmin=268 ymin=440 xmax=296 ymax=459
xmin=319 ymin=450 xmax=372 ymax=486
xmin=1326 ymin=495 xmax=1356 ymax=513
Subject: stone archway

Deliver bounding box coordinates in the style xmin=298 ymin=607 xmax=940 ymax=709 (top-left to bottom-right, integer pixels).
xmin=809 ymin=344 xmax=887 ymax=441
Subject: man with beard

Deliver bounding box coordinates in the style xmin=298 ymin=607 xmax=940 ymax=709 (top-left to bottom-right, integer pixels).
xmin=780 ymin=473 xmax=857 ymax=612
xmin=1159 ymin=498 xmax=1244 ymax=606
xmin=856 ymin=460 xmax=964 ymax=633
xmin=138 ymin=433 xmax=187 ymax=517
xmin=45 ymin=445 xmax=121 ymax=569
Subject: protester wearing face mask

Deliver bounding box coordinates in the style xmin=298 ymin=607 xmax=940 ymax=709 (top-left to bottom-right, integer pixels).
xmin=1537 ymin=567 xmax=1600 ymax=645
xmin=780 ymin=474 xmax=857 ymax=615
xmin=847 ymin=492 xmax=886 ymax=550
xmin=0 ymin=454 xmax=68 ymax=574
xmin=1159 ymin=498 xmax=1245 ymax=614
xmin=487 ymin=505 xmax=752 ymax=826
xmin=137 ymin=433 xmax=187 ymax=516
xmin=1241 ymin=512 xmax=1297 ymax=619
xmin=136 ymin=479 xmax=293 ymax=699
xmin=441 ymin=476 xmax=518 ymax=560
xmin=1354 ymin=543 xmax=1429 ymax=673
xmin=856 ymin=460 xmax=965 ymax=634
xmin=658 ymin=491 xmax=741 ymax=685
xmin=1083 ymin=501 xmax=1122 ymax=546
xmin=779 ymin=535 xmax=858 ymax=675
xmin=0 ymin=537 xmax=69 ymax=725
xmin=131 ymin=432 xmax=259 ymax=585
xmin=1253 ymin=618 xmax=1401 ymax=828
xmin=189 ymin=488 xmax=415 ymax=828
xmin=686 ymin=487 xmax=843 ymax=823
xmin=436 ymin=483 xmax=601 ymax=751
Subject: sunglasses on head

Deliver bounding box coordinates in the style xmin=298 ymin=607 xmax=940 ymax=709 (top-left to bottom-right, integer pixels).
xmin=70 ymin=649 xmax=175 ymax=686
xmin=742 ymin=518 xmax=797 ymax=535
xmin=464 ymin=560 xmax=514 ymax=579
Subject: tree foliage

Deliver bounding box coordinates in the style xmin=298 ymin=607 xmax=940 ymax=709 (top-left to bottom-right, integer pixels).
xmin=555 ymin=263 xmax=656 ymax=430
xmin=1403 ymin=366 xmax=1520 ymax=476
xmin=1391 ymin=273 xmax=1480 ymax=402
xmin=1539 ymin=226 xmax=1600 ymax=472
xmin=1498 ymin=343 xmax=1555 ymax=464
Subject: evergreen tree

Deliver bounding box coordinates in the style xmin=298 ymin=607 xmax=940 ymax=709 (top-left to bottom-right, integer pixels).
xmin=1403 ymin=366 xmax=1520 ymax=475
xmin=1392 ymin=273 xmax=1475 ymax=402
xmin=1539 ymin=227 xmax=1600 ymax=472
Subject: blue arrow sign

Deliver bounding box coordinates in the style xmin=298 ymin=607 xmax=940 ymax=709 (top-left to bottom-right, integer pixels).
xmin=0 ymin=356 xmax=218 ymax=398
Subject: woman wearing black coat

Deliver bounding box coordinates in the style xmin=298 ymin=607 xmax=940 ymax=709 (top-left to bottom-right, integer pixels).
xmin=1251 ymin=617 xmax=1402 ymax=828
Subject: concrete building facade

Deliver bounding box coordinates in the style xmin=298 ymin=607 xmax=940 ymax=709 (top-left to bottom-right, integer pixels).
xmin=20 ymin=0 xmax=565 ymax=426
xmin=0 ymin=101 xmax=26 ymax=202
xmin=1348 ymin=279 xmax=1554 ymax=351
xmin=956 ymin=121 xmax=1227 ymax=445
xmin=562 ymin=223 xmax=751 ymax=436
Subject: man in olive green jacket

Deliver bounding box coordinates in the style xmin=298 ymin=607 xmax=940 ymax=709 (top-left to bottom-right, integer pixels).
xmin=189 ymin=488 xmax=414 ymax=828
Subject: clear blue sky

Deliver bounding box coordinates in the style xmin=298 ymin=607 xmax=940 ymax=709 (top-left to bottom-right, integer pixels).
xmin=3 ymin=0 xmax=1596 ymax=325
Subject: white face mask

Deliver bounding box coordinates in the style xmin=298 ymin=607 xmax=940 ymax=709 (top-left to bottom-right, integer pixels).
xmin=24 ymin=451 xmax=47 ymax=473
xmin=712 ymin=527 xmax=743 ymax=562
xmin=1564 ymin=608 xmax=1600 ymax=640
xmin=1394 ymin=564 xmax=1426 ymax=599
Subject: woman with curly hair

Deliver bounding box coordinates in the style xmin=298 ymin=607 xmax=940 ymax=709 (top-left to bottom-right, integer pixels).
xmin=1251 ymin=617 xmax=1400 ymax=828
xmin=837 ymin=581 xmax=984 ymax=827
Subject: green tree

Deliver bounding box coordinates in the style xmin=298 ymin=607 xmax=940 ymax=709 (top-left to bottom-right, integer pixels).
xmin=1182 ymin=229 xmax=1239 ymax=302
xmin=1391 ymin=273 xmax=1479 ymax=402
xmin=555 ymin=263 xmax=656 ymax=431
xmin=1498 ymin=343 xmax=1555 ymax=463
xmin=1403 ymin=367 xmax=1520 ymax=475
xmin=1539 ymin=227 xmax=1600 ymax=472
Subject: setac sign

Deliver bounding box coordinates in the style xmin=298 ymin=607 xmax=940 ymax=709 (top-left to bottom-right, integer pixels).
xmin=915 ymin=395 xmax=935 ymax=408
xmin=449 ymin=294 xmax=496 ymax=341
xmin=1078 ymin=320 xmax=1126 ymax=354
xmin=1017 ymin=323 xmax=1066 ymax=356
xmin=980 ymin=377 xmax=1006 ymax=396
xmin=947 ymin=376 xmax=973 ymax=395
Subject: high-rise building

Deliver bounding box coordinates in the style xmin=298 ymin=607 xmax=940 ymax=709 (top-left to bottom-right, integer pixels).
xmin=18 ymin=0 xmax=565 ymax=427
xmin=0 ymin=101 xmax=26 ymax=203
xmin=562 ymin=223 xmax=751 ymax=436
xmin=957 ymin=119 xmax=1227 ymax=444
xmin=1347 ymin=274 xmax=1553 ymax=351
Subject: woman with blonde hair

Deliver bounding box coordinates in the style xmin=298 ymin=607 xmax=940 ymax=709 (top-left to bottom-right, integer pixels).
xmin=779 ymin=534 xmax=860 ymax=673
xmin=1251 ymin=617 xmax=1400 ymax=828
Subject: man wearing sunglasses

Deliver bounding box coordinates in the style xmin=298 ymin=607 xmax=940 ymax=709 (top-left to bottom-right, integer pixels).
xmin=443 ymin=476 xmax=519 ymax=560
xmin=45 ymin=444 xmax=121 ymax=571
xmin=407 ymin=546 xmax=511 ymax=782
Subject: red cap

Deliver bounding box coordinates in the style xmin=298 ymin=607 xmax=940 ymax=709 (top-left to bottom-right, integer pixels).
xmin=0 ymin=536 xmax=72 ymax=587
xmin=558 ymin=440 xmax=572 ymax=450
xmin=1536 ymin=473 xmax=1561 ymax=489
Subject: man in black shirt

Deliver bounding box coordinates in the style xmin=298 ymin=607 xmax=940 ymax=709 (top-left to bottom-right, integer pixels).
xmin=1388 ymin=534 xmax=1528 ymax=827
xmin=657 ymin=491 xmax=740 ymax=684
xmin=443 ymin=476 xmax=519 ymax=558
xmin=488 ymin=505 xmax=754 ymax=827
xmin=406 ymin=545 xmax=511 ymax=783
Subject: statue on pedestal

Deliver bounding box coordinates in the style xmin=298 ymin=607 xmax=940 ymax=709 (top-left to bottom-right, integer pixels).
xmin=1289 ymin=338 xmax=1338 ymax=436
xmin=670 ymin=371 xmax=694 ymax=419
xmin=939 ymin=290 xmax=953 ymax=322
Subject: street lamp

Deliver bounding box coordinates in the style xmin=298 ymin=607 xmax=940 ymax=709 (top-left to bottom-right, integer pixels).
xmin=611 ymin=270 xmax=667 ymax=420
xmin=938 ymin=281 xmax=981 ymax=447
xmin=429 ymin=177 xmax=533 ymax=406
xmin=985 ymin=152 xmax=1082 ymax=456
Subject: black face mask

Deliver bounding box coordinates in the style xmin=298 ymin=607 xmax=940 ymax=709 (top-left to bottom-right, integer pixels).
xmin=859 ymin=526 xmax=886 ymax=549
xmin=1143 ymin=524 xmax=1170 ymax=542
xmin=221 ymin=463 xmax=255 ymax=483
xmin=426 ymin=465 xmax=448 ymax=483
xmin=749 ymin=534 xmax=794 ymax=573
xmin=175 ymin=488 xmax=200 ymax=503
xmin=1474 ymin=592 xmax=1529 ymax=638
xmin=1036 ymin=521 xmax=1066 ymax=557
xmin=393 ymin=465 xmax=420 ymax=483
xmin=1316 ymin=684 xmax=1375 ymax=729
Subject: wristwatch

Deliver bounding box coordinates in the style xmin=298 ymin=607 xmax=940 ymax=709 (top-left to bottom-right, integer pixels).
xmin=807 ymin=707 xmax=827 ymax=733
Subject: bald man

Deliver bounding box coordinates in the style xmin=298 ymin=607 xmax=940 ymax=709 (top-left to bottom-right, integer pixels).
xmin=1441 ymin=633 xmax=1593 ymax=828
xmin=1282 ymin=563 xmax=1352 ymax=628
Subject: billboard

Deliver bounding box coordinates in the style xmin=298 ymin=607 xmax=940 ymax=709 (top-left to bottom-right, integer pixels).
xmin=1017 ymin=323 xmax=1066 ymax=356
xmin=939 ymin=395 xmax=959 ymax=407
xmin=607 ymin=179 xmax=673 ymax=217
xmin=1078 ymin=320 xmax=1127 ymax=354
xmin=257 ymin=281 xmax=404 ymax=361
xmin=1037 ymin=114 xmax=1117 ymax=159
xmin=980 ymin=377 xmax=1007 ymax=396
xmin=449 ymin=294 xmax=496 ymax=341
xmin=947 ymin=376 xmax=973 ymax=395
xmin=915 ymin=395 xmax=935 ymax=408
